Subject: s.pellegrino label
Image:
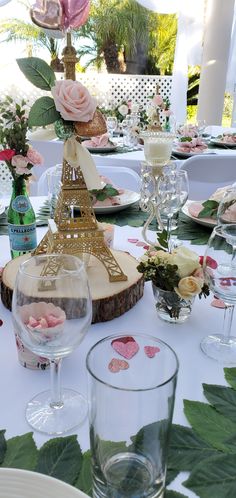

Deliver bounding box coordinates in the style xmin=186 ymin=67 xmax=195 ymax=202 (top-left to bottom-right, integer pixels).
xmin=8 ymin=223 xmax=37 ymax=251
xmin=7 ymin=178 xmax=37 ymax=259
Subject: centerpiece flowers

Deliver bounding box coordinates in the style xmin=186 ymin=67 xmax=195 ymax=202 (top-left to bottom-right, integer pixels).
xmin=137 ymin=244 xmax=209 ymax=323
xmin=0 ymin=96 xmax=44 ymax=258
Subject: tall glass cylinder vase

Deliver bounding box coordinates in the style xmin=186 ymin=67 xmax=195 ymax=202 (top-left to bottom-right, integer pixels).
xmin=7 ymin=176 xmax=37 ymax=259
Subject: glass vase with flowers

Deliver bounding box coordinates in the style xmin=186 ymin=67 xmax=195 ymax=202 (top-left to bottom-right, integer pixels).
xmin=137 ymin=239 xmax=209 ymax=323
xmin=0 ymin=97 xmax=43 ymax=258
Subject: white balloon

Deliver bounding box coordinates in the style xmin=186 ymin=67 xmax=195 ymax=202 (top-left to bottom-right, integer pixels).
xmin=135 ymin=0 xmax=180 ymax=13
xmin=0 ymin=0 xmax=12 ymax=5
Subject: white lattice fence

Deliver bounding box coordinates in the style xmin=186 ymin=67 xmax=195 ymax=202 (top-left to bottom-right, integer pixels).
xmin=1 ymin=72 xmax=172 ymax=111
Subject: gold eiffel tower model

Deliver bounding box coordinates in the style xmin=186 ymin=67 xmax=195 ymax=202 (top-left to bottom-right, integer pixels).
xmin=34 ymin=33 xmax=127 ymax=283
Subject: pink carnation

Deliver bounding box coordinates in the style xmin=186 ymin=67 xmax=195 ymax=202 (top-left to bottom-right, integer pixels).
xmin=12 ymin=154 xmax=29 ymax=169
xmin=152 ymin=95 xmax=163 ymax=107
xmin=27 ymin=147 xmax=43 ymax=165
xmin=51 ymin=79 xmax=97 ymax=122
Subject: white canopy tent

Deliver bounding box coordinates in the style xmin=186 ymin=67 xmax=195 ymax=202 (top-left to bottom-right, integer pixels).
xmin=136 ymin=0 xmax=236 ymax=126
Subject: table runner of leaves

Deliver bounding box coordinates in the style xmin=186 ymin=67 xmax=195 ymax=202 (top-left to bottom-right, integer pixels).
xmin=0 ymin=202 xmax=212 ymax=246
xmin=1 ymin=367 xmax=236 ymax=498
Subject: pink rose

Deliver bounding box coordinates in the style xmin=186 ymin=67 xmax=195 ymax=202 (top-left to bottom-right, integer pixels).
xmin=152 ymin=95 xmax=163 ymax=107
xmin=15 ymin=166 xmax=31 ymax=175
xmin=12 ymin=154 xmax=29 ymax=169
xmin=163 ymin=109 xmax=172 ymax=117
xmin=27 ymin=147 xmax=43 ymax=165
xmin=51 ymin=80 xmax=97 ymax=122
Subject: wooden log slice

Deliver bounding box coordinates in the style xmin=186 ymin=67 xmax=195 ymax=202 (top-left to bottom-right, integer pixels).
xmin=1 ymin=250 xmax=144 ymax=323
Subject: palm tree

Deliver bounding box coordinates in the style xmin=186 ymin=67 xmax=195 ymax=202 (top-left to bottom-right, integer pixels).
xmin=0 ymin=17 xmax=64 ymax=70
xmin=75 ymin=0 xmax=151 ymax=74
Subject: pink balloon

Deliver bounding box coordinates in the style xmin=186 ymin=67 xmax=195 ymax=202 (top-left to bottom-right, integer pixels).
xmin=60 ymin=0 xmax=90 ymax=30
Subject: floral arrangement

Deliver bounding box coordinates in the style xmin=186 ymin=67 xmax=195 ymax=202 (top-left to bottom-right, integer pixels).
xmin=137 ymin=244 xmax=209 ymax=319
xmin=100 ymin=100 xmax=148 ymax=128
xmin=0 ymin=96 xmax=43 ymax=180
xmin=16 ymin=57 xmax=97 ymax=139
xmin=146 ymin=94 xmax=172 ymax=123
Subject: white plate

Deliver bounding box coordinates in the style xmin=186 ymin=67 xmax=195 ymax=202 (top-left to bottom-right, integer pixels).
xmin=172 ymin=147 xmax=213 ymax=158
xmin=0 ymin=468 xmax=89 ymax=498
xmin=85 ymin=145 xmax=118 ymax=153
xmin=182 ymin=200 xmax=216 ymax=228
xmin=94 ymin=189 xmax=140 ymax=214
xmin=210 ymin=138 xmax=236 ymax=148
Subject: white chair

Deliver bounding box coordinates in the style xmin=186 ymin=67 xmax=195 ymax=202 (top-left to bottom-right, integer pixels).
xmin=37 ymin=164 xmax=141 ymax=195
xmin=179 ymin=155 xmax=236 ymax=200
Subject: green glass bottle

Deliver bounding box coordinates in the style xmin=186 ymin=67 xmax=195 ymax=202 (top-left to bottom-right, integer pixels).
xmin=7 ymin=176 xmax=37 ymax=259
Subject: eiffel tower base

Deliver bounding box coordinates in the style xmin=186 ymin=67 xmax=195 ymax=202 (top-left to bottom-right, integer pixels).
xmin=1 ymin=251 xmax=144 ymax=323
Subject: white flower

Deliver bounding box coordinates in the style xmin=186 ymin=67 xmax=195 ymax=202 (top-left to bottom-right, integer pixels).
xmin=118 ymin=104 xmax=129 ymax=117
xmin=131 ymin=103 xmax=139 ymax=113
xmin=175 ymin=276 xmax=202 ymax=299
xmin=171 ymin=247 xmax=200 ymax=278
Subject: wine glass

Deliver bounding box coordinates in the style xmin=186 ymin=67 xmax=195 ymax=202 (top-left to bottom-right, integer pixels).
xmin=196 ymin=119 xmax=206 ymax=137
xmin=106 ymin=116 xmax=118 ymax=141
xmin=217 ymin=186 xmax=236 ymax=224
xmin=200 ymin=224 xmax=236 ymax=364
xmin=12 ymin=253 xmax=92 ymax=434
xmin=158 ymin=170 xmax=189 ymax=251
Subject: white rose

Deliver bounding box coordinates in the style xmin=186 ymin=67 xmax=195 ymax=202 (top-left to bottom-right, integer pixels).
xmin=171 ymin=247 xmax=200 ymax=278
xmin=131 ymin=103 xmax=139 ymax=113
xmin=118 ymin=104 xmax=129 ymax=117
xmin=175 ymin=276 xmax=202 ymax=299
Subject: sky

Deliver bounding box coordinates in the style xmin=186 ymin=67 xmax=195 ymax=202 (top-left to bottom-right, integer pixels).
xmin=0 ymin=0 xmax=59 ymax=87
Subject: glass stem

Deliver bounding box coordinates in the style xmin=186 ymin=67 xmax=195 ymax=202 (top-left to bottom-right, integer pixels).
xmin=222 ymin=305 xmax=235 ymax=344
xmin=50 ymin=358 xmax=63 ymax=409
xmin=167 ymin=216 xmax=173 ymax=253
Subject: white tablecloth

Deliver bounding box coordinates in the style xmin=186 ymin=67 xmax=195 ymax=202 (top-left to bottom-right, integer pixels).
xmin=0 ymin=198 xmax=231 ymax=497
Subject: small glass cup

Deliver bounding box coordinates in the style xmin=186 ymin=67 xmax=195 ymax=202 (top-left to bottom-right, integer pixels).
xmin=86 ymin=333 xmax=178 ymax=498
xmin=46 ymin=164 xmax=62 ymax=218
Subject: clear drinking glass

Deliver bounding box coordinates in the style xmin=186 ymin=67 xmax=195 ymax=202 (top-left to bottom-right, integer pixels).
xmin=86 ymin=333 xmax=178 ymax=498
xmin=158 ymin=170 xmax=189 ymax=251
xmin=217 ymin=186 xmax=236 ymax=224
xmin=46 ymin=164 xmax=62 ymax=218
xmin=106 ymin=116 xmax=118 ymax=140
xmin=200 ymin=224 xmax=236 ymax=364
xmin=12 ymin=253 xmax=92 ymax=434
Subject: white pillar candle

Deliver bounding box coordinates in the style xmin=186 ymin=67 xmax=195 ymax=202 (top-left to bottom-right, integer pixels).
xmin=144 ymin=138 xmax=173 ymax=165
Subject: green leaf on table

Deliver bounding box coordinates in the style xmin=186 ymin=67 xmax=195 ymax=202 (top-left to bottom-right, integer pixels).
xmin=90 ymin=184 xmax=119 ymax=201
xmin=168 ymin=424 xmax=221 ymax=471
xmin=74 ymin=450 xmax=92 ymax=496
xmin=165 ymin=468 xmax=179 ymax=486
xmin=1 ymin=432 xmax=38 ymax=470
xmin=183 ymin=453 xmax=236 ymax=498
xmin=197 ymin=200 xmax=219 ymax=219
xmin=17 ymin=57 xmax=55 ymax=90
xmin=174 ymin=212 xmax=211 ymax=245
xmin=165 ymin=491 xmax=188 ymax=498
xmin=0 ymin=431 xmax=7 ymax=464
xmin=184 ymin=400 xmax=236 ymax=452
xmin=36 ymin=435 xmax=82 ymax=484
xmin=203 ymin=383 xmax=236 ymax=423
xmin=224 ymin=367 xmax=236 ymax=390
xmin=28 ymin=97 xmax=60 ymax=127
xmin=156 ymin=229 xmax=168 ymax=249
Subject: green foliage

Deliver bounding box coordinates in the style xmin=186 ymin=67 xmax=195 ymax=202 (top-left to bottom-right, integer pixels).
xmin=197 ymin=200 xmax=219 ymax=219
xmin=17 ymin=57 xmax=56 ymax=91
xmin=137 ymin=259 xmax=180 ymax=291
xmin=36 ymin=436 xmax=82 ymax=484
xmin=1 ymin=433 xmax=38 ymax=470
xmin=28 ymin=96 xmax=60 ymax=127
xmin=90 ymin=184 xmax=119 ymax=201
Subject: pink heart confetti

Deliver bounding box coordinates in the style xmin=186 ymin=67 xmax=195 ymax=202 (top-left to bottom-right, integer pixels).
xmin=128 ymin=238 xmax=139 ymax=243
xmin=211 ymin=298 xmax=226 ymax=309
xmin=111 ymin=336 xmax=139 ymax=359
xmin=144 ymin=346 xmax=160 ymax=358
xmin=108 ymin=358 xmax=129 ymax=373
